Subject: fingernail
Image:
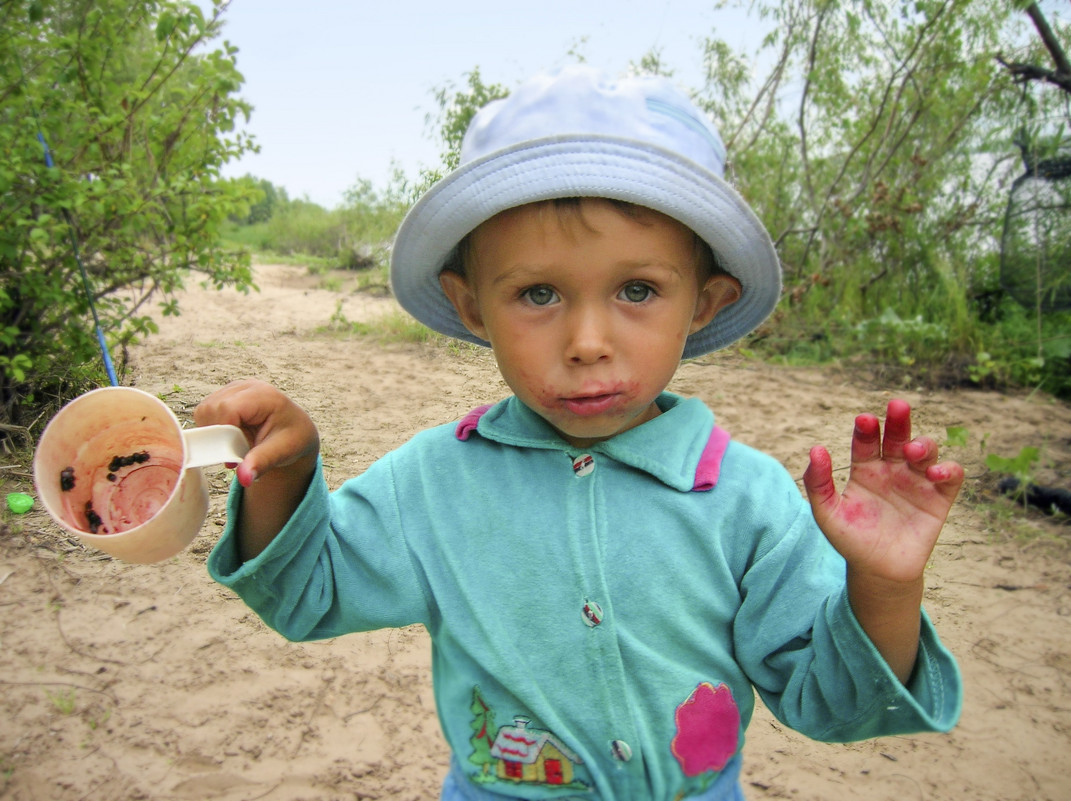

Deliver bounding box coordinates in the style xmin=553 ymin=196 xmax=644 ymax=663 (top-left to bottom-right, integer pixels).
xmin=237 ymin=466 xmax=257 ymax=488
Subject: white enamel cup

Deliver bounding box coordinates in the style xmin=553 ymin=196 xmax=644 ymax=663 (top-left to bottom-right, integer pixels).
xmin=33 ymin=387 xmax=248 ymax=564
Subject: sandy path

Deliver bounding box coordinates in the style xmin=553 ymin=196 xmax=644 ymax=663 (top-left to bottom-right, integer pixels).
xmin=2 ymin=263 xmax=1070 ymax=800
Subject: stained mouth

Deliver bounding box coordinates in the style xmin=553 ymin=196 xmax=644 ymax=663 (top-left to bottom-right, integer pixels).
xmin=561 ymin=393 xmax=621 ymax=416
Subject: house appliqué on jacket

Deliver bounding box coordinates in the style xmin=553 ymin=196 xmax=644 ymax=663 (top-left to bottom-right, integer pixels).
xmin=467 ymin=686 xmax=590 ymax=791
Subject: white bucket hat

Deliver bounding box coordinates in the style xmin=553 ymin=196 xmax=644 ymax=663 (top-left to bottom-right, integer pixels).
xmin=390 ymin=65 xmax=781 ymax=358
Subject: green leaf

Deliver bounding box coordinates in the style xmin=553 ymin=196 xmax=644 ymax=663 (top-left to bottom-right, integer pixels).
xmin=944 ymin=426 xmax=969 ymax=448
xmin=985 ymin=447 xmax=1039 ymax=481
xmin=156 ymin=13 xmax=175 ymax=41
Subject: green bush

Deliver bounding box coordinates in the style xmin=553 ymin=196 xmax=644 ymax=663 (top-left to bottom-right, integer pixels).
xmin=0 ymin=0 xmax=257 ymax=428
xmin=223 ymin=173 xmax=409 ymax=271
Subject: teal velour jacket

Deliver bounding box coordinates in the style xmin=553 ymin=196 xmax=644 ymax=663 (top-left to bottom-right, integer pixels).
xmin=207 ymin=393 xmax=962 ymax=801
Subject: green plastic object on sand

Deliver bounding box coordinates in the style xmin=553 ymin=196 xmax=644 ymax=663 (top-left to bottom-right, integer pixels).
xmin=6 ymin=493 xmax=33 ymax=514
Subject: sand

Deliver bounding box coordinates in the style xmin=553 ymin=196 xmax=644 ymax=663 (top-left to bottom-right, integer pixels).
xmin=2 ymin=263 xmax=1070 ymax=800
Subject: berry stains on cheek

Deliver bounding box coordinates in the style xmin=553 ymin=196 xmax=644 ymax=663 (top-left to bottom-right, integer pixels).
xmin=511 ymin=369 xmax=556 ymax=408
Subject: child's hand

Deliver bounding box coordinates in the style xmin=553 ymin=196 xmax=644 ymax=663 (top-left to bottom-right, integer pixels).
xmin=194 ymin=379 xmax=319 ymax=489
xmin=802 ymin=399 xmax=964 ymax=585
xmin=195 ymin=380 xmax=320 ymax=561
xmin=802 ymin=400 xmax=963 ymax=682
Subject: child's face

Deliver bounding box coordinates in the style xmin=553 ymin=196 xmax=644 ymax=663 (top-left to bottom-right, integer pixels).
xmin=440 ymin=200 xmax=740 ymax=449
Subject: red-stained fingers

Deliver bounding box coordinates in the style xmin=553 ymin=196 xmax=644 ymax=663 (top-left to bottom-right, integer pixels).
xmin=878 ymin=398 xmax=912 ymax=461
xmin=850 ymin=413 xmax=882 ymax=463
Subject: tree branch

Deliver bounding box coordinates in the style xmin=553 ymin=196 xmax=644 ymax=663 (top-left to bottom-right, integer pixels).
xmin=1025 ymin=2 xmax=1071 ymax=76
xmin=996 ymin=54 xmax=1071 ymax=94
xmin=996 ymin=3 xmax=1071 ymax=95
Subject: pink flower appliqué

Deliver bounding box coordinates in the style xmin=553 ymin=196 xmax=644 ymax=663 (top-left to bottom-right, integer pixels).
xmin=671 ymin=682 xmax=740 ymax=777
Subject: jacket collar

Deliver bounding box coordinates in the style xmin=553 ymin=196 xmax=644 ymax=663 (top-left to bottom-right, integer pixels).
xmin=456 ymin=393 xmax=721 ymax=492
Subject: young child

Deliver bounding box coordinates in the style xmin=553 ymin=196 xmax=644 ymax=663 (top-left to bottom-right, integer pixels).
xmin=195 ymin=67 xmax=964 ymax=801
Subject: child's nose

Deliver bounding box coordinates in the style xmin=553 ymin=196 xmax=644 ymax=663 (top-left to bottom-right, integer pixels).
xmin=565 ymin=306 xmax=612 ymax=364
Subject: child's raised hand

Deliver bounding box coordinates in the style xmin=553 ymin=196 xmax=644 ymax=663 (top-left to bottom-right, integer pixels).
xmin=194 ymin=379 xmax=319 ymax=489
xmin=802 ymin=399 xmax=964 ymax=586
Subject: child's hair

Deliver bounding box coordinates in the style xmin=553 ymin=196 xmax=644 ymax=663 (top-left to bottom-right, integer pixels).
xmin=390 ymin=65 xmax=781 ymax=357
xmin=443 ymin=197 xmax=721 ymax=282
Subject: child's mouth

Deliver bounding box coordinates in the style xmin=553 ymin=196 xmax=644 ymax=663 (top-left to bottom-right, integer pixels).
xmin=561 ymin=393 xmax=621 ymax=416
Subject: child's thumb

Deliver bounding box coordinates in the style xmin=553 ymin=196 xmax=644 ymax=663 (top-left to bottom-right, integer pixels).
xmin=235 ymin=458 xmax=259 ymax=488
xmin=803 ymin=445 xmax=837 ymax=513
xmin=233 ymin=429 xmax=319 ymax=489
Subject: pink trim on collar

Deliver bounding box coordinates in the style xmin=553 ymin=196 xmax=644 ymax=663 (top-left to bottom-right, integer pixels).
xmin=455 ymin=404 xmax=493 ymax=441
xmin=693 ymin=426 xmax=731 ymax=491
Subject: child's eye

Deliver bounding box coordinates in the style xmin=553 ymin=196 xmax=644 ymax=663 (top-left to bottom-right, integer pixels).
xmin=619 ymin=282 xmax=654 ymax=303
xmin=522 ymin=286 xmax=559 ymax=306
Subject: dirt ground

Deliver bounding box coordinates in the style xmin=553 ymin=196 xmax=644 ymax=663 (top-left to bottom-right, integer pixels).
xmin=2 ymin=263 xmax=1070 ymax=801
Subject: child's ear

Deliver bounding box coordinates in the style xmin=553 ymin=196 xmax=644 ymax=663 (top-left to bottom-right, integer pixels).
xmin=439 ymin=270 xmax=489 ymax=340
xmin=690 ymin=274 xmax=742 ymax=334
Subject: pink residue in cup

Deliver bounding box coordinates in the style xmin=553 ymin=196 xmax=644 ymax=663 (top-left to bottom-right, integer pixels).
xmin=61 ymin=446 xmax=183 ymax=535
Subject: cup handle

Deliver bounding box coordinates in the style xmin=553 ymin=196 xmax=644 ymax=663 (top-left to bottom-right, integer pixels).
xmin=183 ymin=425 xmax=250 ymax=469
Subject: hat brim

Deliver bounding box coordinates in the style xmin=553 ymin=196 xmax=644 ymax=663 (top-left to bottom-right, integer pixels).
xmin=391 ymin=136 xmax=781 ymax=359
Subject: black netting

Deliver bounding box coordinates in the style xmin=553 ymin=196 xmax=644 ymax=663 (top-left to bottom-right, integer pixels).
xmin=1000 ymin=150 xmax=1071 ymax=312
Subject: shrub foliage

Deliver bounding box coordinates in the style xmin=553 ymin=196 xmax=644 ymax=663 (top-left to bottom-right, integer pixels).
xmin=0 ymin=0 xmax=257 ymax=428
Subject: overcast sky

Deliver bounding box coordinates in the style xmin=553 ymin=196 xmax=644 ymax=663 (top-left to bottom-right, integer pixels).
xmin=209 ymin=1 xmax=767 ymax=208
